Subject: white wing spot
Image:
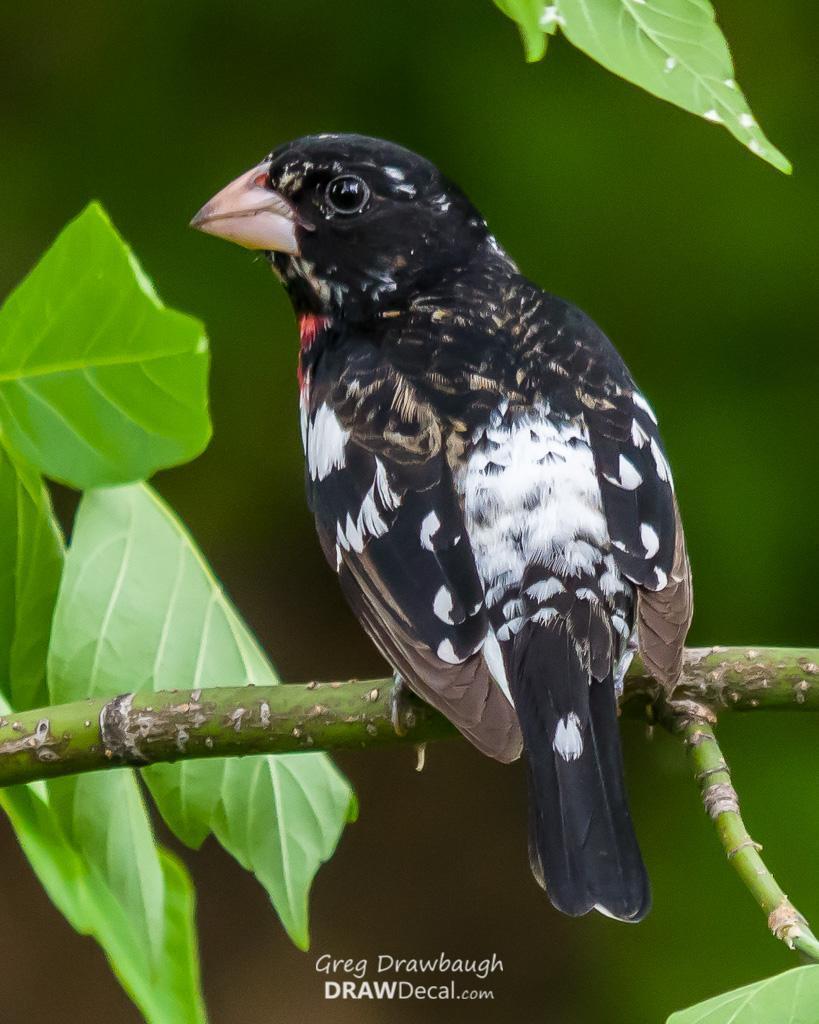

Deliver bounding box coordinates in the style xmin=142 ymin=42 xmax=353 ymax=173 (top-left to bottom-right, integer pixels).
xmin=482 ymin=630 xmax=513 ymax=706
xmin=356 ymin=486 xmax=388 ymax=541
xmin=604 ymin=454 xmax=642 ymax=491
xmin=553 ymin=712 xmax=584 ymax=761
xmin=436 ymin=639 xmax=462 ymax=665
xmin=496 ymin=617 xmax=525 ymax=642
xmin=631 ymin=418 xmax=650 ymax=447
xmin=336 ymin=467 xmax=396 ymax=553
xmin=308 ymin=404 xmax=349 ymax=481
xmin=420 ymin=511 xmax=441 ymax=551
xmin=632 ymin=392 xmax=658 ymax=424
xmin=336 ymin=514 xmax=364 ymax=553
xmin=640 ymin=523 xmax=660 ymax=559
xmin=374 ymin=458 xmax=401 ymax=511
xmin=703 ymin=109 xmax=722 ymax=123
xmin=433 ymin=585 xmax=454 ymax=624
xmin=650 ymin=438 xmax=672 ymax=483
xmin=654 ymin=567 xmax=668 ymax=589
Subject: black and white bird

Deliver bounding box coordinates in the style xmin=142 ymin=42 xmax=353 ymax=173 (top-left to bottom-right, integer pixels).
xmin=192 ymin=134 xmax=692 ymax=922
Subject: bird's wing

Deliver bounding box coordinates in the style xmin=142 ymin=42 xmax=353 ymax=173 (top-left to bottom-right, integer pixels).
xmin=580 ymin=378 xmax=692 ymax=685
xmin=302 ymin=379 xmax=522 ymax=762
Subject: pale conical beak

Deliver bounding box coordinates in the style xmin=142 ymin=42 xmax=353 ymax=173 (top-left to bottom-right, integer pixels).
xmin=190 ymin=162 xmax=300 ymax=254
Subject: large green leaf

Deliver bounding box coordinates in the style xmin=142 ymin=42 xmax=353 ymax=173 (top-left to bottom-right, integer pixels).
xmin=493 ymin=0 xmax=790 ymax=173
xmin=0 ymin=446 xmax=63 ymax=710
xmin=0 ymin=774 xmax=205 ymax=1024
xmin=668 ymin=965 xmax=819 ymax=1023
xmin=48 ymin=482 xmax=356 ymax=949
xmin=0 ymin=202 xmax=211 ymax=489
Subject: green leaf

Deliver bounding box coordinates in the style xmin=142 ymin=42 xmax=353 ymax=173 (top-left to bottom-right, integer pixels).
xmin=493 ymin=0 xmax=790 ymax=173
xmin=146 ymin=756 xmax=358 ymax=948
xmin=0 ymin=446 xmax=63 ymax=710
xmin=48 ymin=482 xmax=272 ymax=704
xmin=0 ymin=773 xmax=206 ymax=1024
xmin=0 ymin=205 xmax=208 ymax=1022
xmin=668 ymin=965 xmax=819 ymax=1023
xmin=144 ymin=759 xmax=227 ymax=849
xmin=493 ymin=0 xmax=552 ymax=61
xmin=0 ymin=202 xmax=211 ymax=489
xmin=48 ymin=482 xmax=356 ymax=948
xmin=208 ymin=756 xmax=357 ymax=950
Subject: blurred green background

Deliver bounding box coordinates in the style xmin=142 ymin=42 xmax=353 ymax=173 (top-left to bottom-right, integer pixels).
xmin=0 ymin=1 xmax=817 ymax=1021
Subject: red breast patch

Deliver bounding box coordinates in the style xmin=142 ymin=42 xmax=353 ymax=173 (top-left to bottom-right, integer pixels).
xmin=298 ymin=314 xmax=331 ymax=349
xmin=297 ymin=315 xmax=330 ymax=395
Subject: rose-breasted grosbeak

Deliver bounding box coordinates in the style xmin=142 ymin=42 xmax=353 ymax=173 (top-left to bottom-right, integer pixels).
xmin=192 ymin=134 xmax=692 ymax=922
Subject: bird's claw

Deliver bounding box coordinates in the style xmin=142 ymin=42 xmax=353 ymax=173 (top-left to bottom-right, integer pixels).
xmin=391 ymin=676 xmax=428 ymax=770
xmin=390 ymin=673 xmax=410 ymax=736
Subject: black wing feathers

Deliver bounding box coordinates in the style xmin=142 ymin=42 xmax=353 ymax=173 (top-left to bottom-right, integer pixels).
xmin=305 ymin=408 xmax=522 ymax=762
xmin=589 ymin=404 xmax=675 ymax=589
xmin=560 ymin=302 xmax=692 ymax=682
xmin=309 ymin=443 xmax=486 ymax=660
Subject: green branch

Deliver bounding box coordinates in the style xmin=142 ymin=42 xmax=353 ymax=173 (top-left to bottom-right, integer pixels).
xmin=674 ymin=712 xmax=819 ymax=963
xmin=0 ymin=646 xmax=815 ymax=788
xmin=1 ymin=643 xmax=817 ymax=962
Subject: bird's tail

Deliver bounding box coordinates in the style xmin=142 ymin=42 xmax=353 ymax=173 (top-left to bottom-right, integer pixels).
xmin=509 ymin=622 xmax=650 ymax=921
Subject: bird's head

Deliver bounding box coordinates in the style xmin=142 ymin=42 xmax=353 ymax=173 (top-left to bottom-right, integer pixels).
xmin=191 ymin=133 xmax=494 ymax=321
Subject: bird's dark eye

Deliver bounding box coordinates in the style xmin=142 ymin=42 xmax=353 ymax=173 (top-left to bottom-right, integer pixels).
xmin=325 ymin=175 xmax=370 ymax=216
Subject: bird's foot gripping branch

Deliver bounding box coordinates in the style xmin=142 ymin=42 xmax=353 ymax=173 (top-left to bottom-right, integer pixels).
xmin=0 ymin=646 xmax=817 ymax=965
